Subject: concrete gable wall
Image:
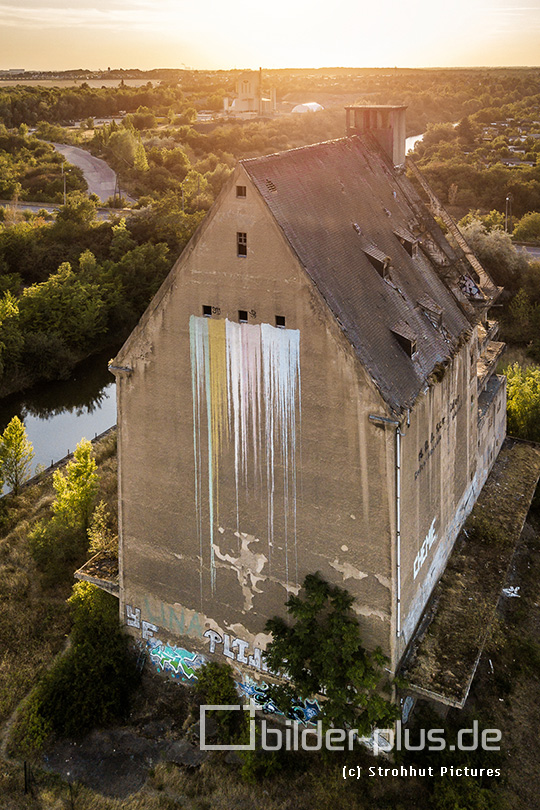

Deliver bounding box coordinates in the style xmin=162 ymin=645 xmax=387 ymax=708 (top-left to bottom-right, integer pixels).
xmin=116 ymin=166 xmax=397 ymax=670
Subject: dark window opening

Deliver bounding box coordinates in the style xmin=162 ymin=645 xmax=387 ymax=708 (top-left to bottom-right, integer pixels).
xmin=202 ymin=305 xmax=212 ymax=317
xmin=275 ymin=315 xmax=286 ymax=328
xmin=237 ymin=232 xmax=247 ymax=257
xmin=239 ymin=310 xmax=248 ymax=323
xmin=236 ymin=185 xmax=247 ymax=198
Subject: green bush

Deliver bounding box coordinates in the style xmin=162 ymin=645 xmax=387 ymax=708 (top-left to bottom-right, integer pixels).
xmin=194 ymin=661 xmax=243 ymax=743
xmin=11 ymin=583 xmax=138 ymax=753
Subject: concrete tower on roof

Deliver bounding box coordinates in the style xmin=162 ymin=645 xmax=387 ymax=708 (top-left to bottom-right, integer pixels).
xmin=109 ymin=106 xmax=506 ymax=692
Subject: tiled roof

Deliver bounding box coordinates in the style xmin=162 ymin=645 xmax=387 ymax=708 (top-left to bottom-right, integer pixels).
xmin=243 ymin=136 xmax=487 ymax=414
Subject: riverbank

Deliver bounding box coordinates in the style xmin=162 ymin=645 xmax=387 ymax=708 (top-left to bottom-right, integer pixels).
xmin=0 ymin=347 xmax=118 ymax=485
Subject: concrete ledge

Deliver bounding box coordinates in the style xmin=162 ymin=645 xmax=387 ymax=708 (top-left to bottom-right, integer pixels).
xmin=400 ymin=437 xmax=540 ymax=708
xmin=74 ymin=550 xmax=119 ymax=597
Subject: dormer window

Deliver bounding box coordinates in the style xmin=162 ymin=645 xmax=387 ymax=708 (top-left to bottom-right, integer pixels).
xmin=417 ymin=295 xmax=443 ymax=328
xmin=392 ymin=323 xmax=417 ymax=358
xmin=353 ymin=223 xmax=391 ymax=279
xmin=394 ymin=226 xmax=418 ymax=258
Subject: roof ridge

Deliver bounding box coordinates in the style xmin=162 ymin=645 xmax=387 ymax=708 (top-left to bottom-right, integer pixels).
xmin=241 ymin=135 xmax=359 ymax=166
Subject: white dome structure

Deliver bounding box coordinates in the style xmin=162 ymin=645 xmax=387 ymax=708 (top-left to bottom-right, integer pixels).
xmin=291 ymin=102 xmax=324 ymax=114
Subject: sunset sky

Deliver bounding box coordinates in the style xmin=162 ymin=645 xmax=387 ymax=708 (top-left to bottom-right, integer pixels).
xmin=0 ymin=0 xmax=539 ymax=71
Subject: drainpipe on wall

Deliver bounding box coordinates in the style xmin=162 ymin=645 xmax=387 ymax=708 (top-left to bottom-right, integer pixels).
xmin=369 ymin=414 xmax=404 ymax=640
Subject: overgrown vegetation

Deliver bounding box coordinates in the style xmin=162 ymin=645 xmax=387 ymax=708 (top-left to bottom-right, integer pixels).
xmin=0 ymin=431 xmax=116 ymax=740
xmin=264 ymin=572 xmax=398 ymax=732
xmin=10 ymin=582 xmax=138 ymax=755
xmin=0 ymin=203 xmax=177 ymax=396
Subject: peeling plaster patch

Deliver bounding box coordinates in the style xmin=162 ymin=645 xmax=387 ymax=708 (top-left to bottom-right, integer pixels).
xmin=218 ymin=526 xmax=225 ymax=534
xmin=173 ymin=553 xmax=183 ymax=560
xmin=341 ymin=545 xmax=349 ymax=552
xmin=226 ymin=624 xmax=273 ymax=650
xmin=213 ymin=532 xmax=268 ymax=611
xmin=329 ymin=558 xmax=369 ymax=582
xmin=352 ymin=605 xmax=390 ymax=622
xmin=374 ymin=573 xmax=392 ymax=590
xmin=350 ymin=514 xmax=356 ymax=520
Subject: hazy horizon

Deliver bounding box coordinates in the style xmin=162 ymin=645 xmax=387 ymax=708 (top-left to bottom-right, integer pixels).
xmin=1 ymin=0 xmax=539 ymax=73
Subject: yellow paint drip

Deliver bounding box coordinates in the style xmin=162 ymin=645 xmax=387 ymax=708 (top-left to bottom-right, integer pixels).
xmin=207 ymin=318 xmax=228 ymax=516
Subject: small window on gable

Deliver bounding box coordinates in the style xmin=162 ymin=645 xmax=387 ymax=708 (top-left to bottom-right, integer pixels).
xmin=275 ymin=315 xmax=286 ymax=328
xmin=237 ymin=232 xmax=247 ymax=257
xmin=236 ymin=185 xmax=247 ymax=198
xmin=238 ymin=310 xmax=248 ymax=323
xmin=202 ymin=305 xmax=212 ymax=317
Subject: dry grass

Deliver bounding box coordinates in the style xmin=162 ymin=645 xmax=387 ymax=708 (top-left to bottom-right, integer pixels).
xmin=0 ymin=431 xmax=119 ymax=731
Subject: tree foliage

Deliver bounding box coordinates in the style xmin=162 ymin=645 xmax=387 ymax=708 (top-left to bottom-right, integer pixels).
xmin=264 ymin=572 xmax=398 ymax=732
xmin=12 ymin=583 xmax=138 ymax=751
xmin=505 ymin=363 xmax=540 ymax=441
xmin=513 ymin=211 xmax=540 ymax=244
xmin=87 ymin=500 xmax=118 ymax=555
xmin=52 ymin=438 xmax=98 ymax=530
xmin=0 ymin=415 xmax=34 ymax=493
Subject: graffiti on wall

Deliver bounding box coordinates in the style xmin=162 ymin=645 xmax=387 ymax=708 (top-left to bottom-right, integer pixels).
xmin=190 ymin=316 xmax=301 ymax=593
xmin=413 ymin=518 xmax=437 ymax=579
xmin=146 ymin=638 xmax=206 ymax=681
xmin=203 ymin=628 xmax=273 ymax=674
xmin=237 ymin=678 xmax=320 ymax=725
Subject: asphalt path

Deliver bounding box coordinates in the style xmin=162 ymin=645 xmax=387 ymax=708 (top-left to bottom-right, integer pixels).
xmin=52 ymin=143 xmax=119 ymax=202
xmin=516 ymin=243 xmax=540 ymax=260
xmin=0 ymin=199 xmax=131 ymax=222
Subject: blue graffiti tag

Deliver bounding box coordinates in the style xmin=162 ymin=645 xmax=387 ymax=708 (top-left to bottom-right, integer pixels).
xmin=237 ymin=680 xmax=320 ymax=724
xmin=147 ymin=638 xmax=205 ymax=681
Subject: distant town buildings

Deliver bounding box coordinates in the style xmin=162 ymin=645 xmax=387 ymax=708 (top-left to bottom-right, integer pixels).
xmin=223 ymin=70 xmax=277 ymax=118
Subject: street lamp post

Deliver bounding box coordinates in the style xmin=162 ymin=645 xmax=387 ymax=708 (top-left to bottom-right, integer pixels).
xmin=505 ymin=194 xmax=512 ymax=233
xmin=61 ymin=160 xmax=67 ymax=206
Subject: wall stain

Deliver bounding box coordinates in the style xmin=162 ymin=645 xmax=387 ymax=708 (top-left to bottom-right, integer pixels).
xmin=190 ymin=316 xmax=301 ymax=596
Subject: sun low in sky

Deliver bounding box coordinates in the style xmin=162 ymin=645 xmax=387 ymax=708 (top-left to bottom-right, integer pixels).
xmin=0 ymin=0 xmax=539 ymax=70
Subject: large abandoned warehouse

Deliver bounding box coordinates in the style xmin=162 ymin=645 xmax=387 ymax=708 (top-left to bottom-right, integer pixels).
xmin=102 ymin=105 xmax=532 ymax=712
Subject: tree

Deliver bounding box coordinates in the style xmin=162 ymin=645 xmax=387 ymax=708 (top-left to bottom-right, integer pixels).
xmin=264 ymin=572 xmax=398 ymax=732
xmin=87 ymin=500 xmax=118 ymax=555
xmin=52 ymin=438 xmax=98 ymax=530
xmin=505 ymin=363 xmax=540 ymax=441
xmin=513 ymin=211 xmax=540 ymax=244
xmin=0 ymin=415 xmax=34 ymax=494
xmin=459 ymin=219 xmax=528 ymax=289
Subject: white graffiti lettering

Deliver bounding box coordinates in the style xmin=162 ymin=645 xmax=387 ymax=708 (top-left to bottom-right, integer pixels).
xmin=126 ymin=604 xmax=141 ymax=629
xmin=413 ymin=518 xmax=437 ymax=579
xmin=204 ymin=629 xmax=269 ymax=672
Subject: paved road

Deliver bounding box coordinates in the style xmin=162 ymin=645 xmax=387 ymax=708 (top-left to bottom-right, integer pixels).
xmin=516 ymin=243 xmax=540 ymax=260
xmin=52 ymin=143 xmax=119 ymax=203
xmin=0 ymin=199 xmax=131 ymax=222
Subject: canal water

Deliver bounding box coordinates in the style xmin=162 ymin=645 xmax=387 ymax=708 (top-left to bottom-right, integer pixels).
xmin=0 ymin=349 xmax=117 ymax=477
